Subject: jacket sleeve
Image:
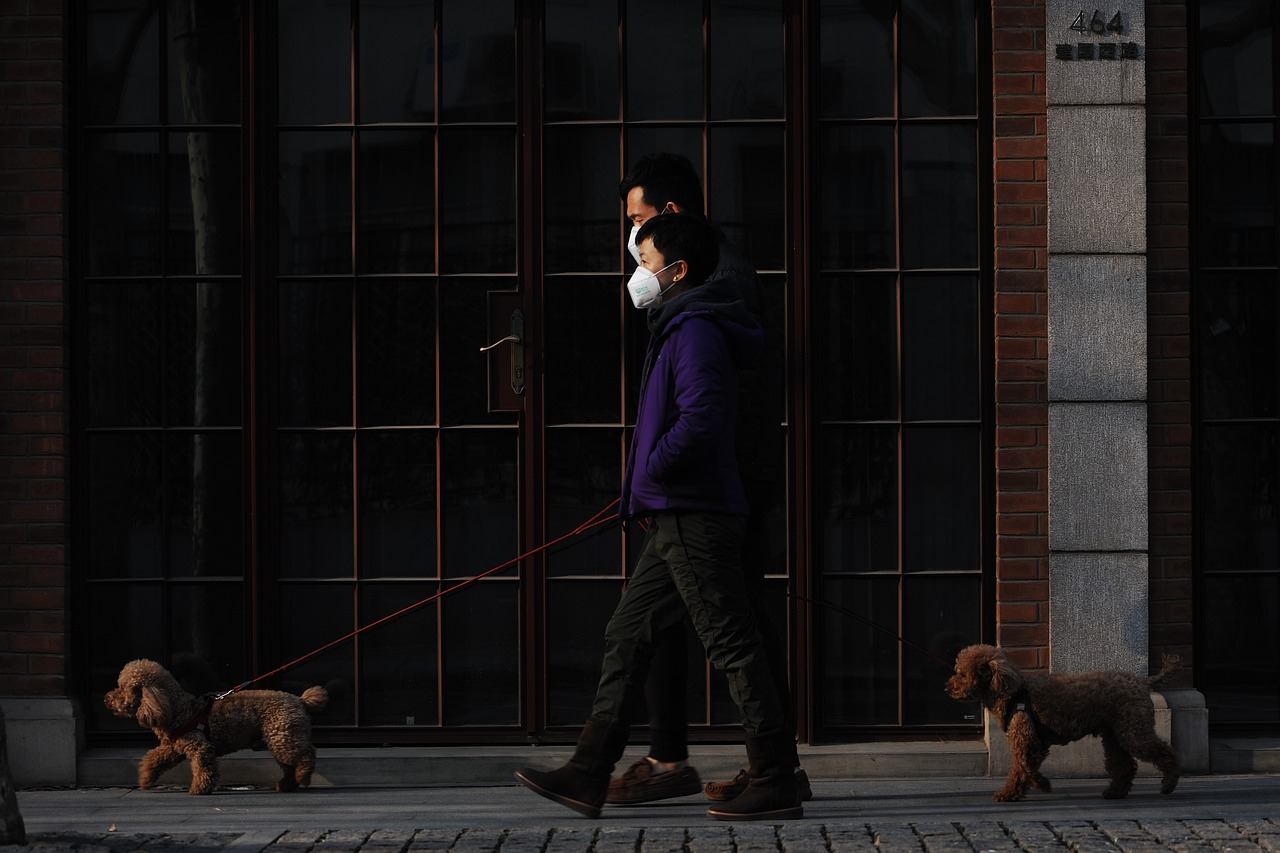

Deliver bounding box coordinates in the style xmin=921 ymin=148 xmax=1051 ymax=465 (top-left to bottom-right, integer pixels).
xmin=644 ymin=318 xmax=731 ymax=483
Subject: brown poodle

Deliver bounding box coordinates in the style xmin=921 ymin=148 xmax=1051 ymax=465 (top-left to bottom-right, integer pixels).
xmin=945 ymin=644 xmax=1180 ymax=802
xmin=104 ymin=659 xmax=329 ymax=795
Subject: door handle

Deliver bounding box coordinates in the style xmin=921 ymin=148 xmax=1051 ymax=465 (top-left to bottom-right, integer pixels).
xmin=479 ymin=308 xmax=525 ymax=395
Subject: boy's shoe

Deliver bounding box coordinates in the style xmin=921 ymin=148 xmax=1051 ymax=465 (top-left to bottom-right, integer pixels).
xmin=606 ymin=758 xmax=702 ymax=805
xmin=704 ymin=767 xmax=812 ymax=802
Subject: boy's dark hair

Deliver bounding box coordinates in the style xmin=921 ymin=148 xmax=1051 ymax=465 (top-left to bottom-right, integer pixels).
xmin=636 ymin=212 xmax=719 ymax=290
xmin=619 ymin=152 xmax=706 ymax=214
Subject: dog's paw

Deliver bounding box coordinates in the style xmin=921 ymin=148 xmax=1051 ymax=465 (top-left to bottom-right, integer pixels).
xmin=992 ymin=788 xmax=1025 ymax=802
xmin=1101 ymin=785 xmax=1131 ymax=799
xmin=1031 ymin=773 xmax=1052 ymax=792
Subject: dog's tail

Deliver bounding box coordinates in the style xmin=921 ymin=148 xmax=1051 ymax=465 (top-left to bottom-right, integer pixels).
xmin=300 ymin=686 xmax=329 ymax=714
xmin=1148 ymin=654 xmax=1181 ymax=686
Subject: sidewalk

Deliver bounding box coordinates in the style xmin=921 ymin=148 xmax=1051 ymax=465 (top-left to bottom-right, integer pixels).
xmin=9 ymin=773 xmax=1280 ymax=853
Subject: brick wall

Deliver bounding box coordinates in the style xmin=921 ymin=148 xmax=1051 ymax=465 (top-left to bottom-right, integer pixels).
xmin=1145 ymin=0 xmax=1194 ymax=684
xmin=992 ymin=0 xmax=1050 ymax=669
xmin=0 ymin=3 xmax=69 ymax=697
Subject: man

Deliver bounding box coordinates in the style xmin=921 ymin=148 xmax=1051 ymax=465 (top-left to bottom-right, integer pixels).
xmin=606 ymin=153 xmax=808 ymax=807
xmin=515 ymin=212 xmax=804 ymax=822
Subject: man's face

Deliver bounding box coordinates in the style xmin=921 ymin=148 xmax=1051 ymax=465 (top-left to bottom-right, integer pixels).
xmin=625 ymin=185 xmax=662 ymax=228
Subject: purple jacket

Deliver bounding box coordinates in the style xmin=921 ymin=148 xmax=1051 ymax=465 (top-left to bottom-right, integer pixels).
xmin=620 ymin=286 xmax=764 ymax=519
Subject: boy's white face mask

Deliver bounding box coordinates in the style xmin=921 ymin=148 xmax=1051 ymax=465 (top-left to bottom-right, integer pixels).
xmin=626 ymin=260 xmax=678 ymax=309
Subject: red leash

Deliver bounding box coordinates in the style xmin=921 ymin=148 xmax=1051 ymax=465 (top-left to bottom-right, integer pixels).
xmin=217 ymin=498 xmax=622 ymax=698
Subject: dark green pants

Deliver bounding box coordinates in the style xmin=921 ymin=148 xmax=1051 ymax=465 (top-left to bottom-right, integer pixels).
xmin=588 ymin=511 xmax=788 ymax=736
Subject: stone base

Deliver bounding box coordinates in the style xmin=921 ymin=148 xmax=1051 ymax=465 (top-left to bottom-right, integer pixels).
xmin=0 ymin=698 xmax=80 ymax=787
xmin=984 ymin=688 xmax=1208 ymax=780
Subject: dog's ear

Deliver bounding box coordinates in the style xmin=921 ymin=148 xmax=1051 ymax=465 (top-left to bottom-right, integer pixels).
xmin=136 ymin=683 xmax=172 ymax=728
xmin=987 ymin=650 xmax=1024 ymax=695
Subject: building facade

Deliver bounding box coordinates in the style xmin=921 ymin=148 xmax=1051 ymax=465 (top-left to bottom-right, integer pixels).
xmin=0 ymin=0 xmax=1273 ymax=784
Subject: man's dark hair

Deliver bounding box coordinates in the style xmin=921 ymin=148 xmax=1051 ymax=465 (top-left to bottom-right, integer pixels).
xmin=636 ymin=212 xmax=719 ymax=289
xmin=619 ymin=152 xmax=706 ymax=214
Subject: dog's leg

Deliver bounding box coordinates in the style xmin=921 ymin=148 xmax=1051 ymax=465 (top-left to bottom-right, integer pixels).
xmin=1100 ymin=729 xmax=1137 ymax=799
xmin=293 ymin=745 xmax=317 ymax=789
xmin=187 ymin=742 xmax=221 ymax=795
xmin=1121 ymin=730 xmax=1180 ymax=795
xmin=137 ymin=744 xmax=183 ymax=790
xmin=994 ymin=716 xmax=1040 ymax=802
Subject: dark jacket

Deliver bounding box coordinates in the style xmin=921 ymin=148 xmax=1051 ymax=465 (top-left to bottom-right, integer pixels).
xmin=620 ymin=284 xmax=764 ymax=519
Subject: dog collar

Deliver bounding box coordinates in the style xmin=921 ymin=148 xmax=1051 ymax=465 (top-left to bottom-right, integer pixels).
xmin=170 ymin=693 xmax=216 ymax=739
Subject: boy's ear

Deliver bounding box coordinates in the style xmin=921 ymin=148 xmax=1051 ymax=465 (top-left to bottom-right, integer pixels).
xmin=673 ymin=259 xmax=689 ymax=283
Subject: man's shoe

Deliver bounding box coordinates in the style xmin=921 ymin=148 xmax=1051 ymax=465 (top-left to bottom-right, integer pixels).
xmin=606 ymin=758 xmax=702 ymax=805
xmin=705 ymin=767 xmax=811 ymax=802
xmin=514 ymin=766 xmax=605 ymax=819
xmin=706 ymin=774 xmax=803 ymax=821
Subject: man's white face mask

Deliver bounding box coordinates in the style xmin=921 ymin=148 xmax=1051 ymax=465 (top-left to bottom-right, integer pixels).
xmin=627 ymin=224 xmax=643 ymax=265
xmin=626 ymin=260 xmax=679 ymax=309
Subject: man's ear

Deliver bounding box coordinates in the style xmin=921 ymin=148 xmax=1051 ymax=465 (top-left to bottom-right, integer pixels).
xmin=664 ymin=201 xmax=682 ymax=214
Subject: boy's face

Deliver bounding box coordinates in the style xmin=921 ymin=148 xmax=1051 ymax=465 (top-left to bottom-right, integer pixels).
xmin=637 ymin=237 xmax=686 ymax=281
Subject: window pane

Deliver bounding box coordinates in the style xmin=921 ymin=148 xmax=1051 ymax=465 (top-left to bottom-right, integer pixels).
xmin=280 ymin=432 xmax=354 ymax=579
xmin=903 ymin=275 xmax=979 ymax=421
xmin=360 ymin=583 xmax=439 ymax=726
xmin=167 ymin=2 xmax=241 ymax=124
xmin=169 ymin=583 xmax=246 ymax=695
xmin=167 ymin=433 xmax=243 ymax=579
xmin=626 ymin=0 xmax=703 ymax=120
xmin=902 ymin=575 xmax=980 ymax=724
xmin=280 ymin=584 xmax=353 ymax=723
xmin=278 ymin=0 xmax=350 ymax=124
xmin=86 ymin=281 xmax=162 ymax=427
xmin=709 ymin=126 xmax=785 ymax=271
xmin=86 ymin=133 xmax=162 ymax=277
xmin=86 ymin=0 xmax=159 ymax=125
xmin=545 ymin=278 xmax=622 ymax=424
xmin=1202 ymin=575 xmax=1280 ymax=722
xmin=902 ymin=124 xmax=977 ymax=269
xmin=1199 ymin=273 xmax=1279 ymax=419
xmin=817 ymin=425 xmax=898 ymax=572
xmin=545 ymin=429 xmax=623 ymax=578
xmin=87 ymin=584 xmax=164 ymax=731
xmin=903 ymin=426 xmax=981 ymax=571
xmin=358 ymin=130 xmax=435 ymax=274
xmin=279 ymin=280 xmax=352 ymax=428
xmin=815 ymin=275 xmax=897 ymax=421
xmin=1198 ymin=123 xmax=1276 ymax=267
xmin=168 ymin=131 xmax=242 ymax=275
xmin=547 ymin=580 xmax=617 ymax=725
xmin=546 ymin=0 xmax=618 ymax=121
xmin=279 ymin=131 xmax=353 ymax=275
xmin=357 ymin=279 xmax=437 ymax=426
xmin=360 ymin=0 xmax=435 ymax=122
xmin=819 ymin=124 xmax=895 ymax=270
xmin=439 ymin=129 xmax=516 ymax=274
xmin=441 ymin=430 xmax=517 ymax=579
xmin=167 ymin=281 xmax=242 ymax=427
xmin=441 ymin=0 xmax=515 ymax=122
xmin=545 ymin=128 xmax=619 ymax=274
xmin=1198 ymin=0 xmax=1274 ymax=117
xmin=709 ymin=0 xmax=783 ymax=120
xmin=1201 ymin=424 xmax=1277 ymax=573
xmin=900 ymin=0 xmax=977 ymax=117
xmin=818 ymin=576 xmax=898 ymax=726
xmin=819 ymin=0 xmax=894 ymax=119
xmin=360 ymin=430 xmax=438 ymax=579
xmin=87 ymin=434 xmax=162 ymax=579
xmin=443 ymin=582 xmax=518 ymax=724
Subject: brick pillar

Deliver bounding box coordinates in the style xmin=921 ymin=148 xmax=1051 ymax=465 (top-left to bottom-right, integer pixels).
xmin=993 ymin=0 xmax=1050 ymax=670
xmin=0 ymin=3 xmax=77 ymax=786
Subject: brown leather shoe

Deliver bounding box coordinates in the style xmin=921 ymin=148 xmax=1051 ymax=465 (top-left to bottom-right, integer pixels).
xmin=704 ymin=768 xmax=812 ymax=802
xmin=605 ymin=758 xmax=702 ymax=805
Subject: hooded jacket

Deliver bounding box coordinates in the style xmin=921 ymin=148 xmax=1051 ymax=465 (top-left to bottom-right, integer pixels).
xmin=620 ymin=281 xmax=764 ymax=519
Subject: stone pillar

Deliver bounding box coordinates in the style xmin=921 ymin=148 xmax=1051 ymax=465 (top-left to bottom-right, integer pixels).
xmin=1045 ymin=3 xmax=1148 ymax=673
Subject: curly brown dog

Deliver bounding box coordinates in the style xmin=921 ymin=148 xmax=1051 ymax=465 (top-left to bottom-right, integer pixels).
xmin=105 ymin=659 xmax=328 ymax=795
xmin=945 ymin=644 xmax=1180 ymax=802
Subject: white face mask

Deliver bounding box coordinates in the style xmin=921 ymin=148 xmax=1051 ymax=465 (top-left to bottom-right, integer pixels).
xmin=626 ymin=261 xmax=678 ymax=309
xmin=627 ymin=225 xmax=643 ymax=265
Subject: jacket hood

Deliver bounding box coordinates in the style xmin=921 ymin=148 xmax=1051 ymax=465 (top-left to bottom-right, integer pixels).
xmin=646 ymin=280 xmax=763 ymax=368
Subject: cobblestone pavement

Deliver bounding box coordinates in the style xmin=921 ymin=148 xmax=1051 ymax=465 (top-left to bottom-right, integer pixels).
xmin=7 ymin=776 xmax=1280 ymax=853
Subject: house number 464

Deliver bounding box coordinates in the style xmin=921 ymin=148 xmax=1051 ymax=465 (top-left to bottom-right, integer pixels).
xmin=1070 ymin=10 xmax=1124 ymax=36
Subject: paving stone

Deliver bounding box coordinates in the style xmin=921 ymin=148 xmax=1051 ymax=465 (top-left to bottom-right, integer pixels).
xmin=685 ymin=826 xmax=736 ymax=853
xmin=447 ymin=828 xmax=505 ymax=852
xmin=405 ymin=828 xmax=463 ymax=851
xmin=638 ymin=827 xmax=685 ymax=853
xmin=594 ymin=827 xmax=642 ymax=853
xmin=496 ymin=828 xmax=551 ymax=853
xmin=776 ymin=823 xmax=829 ymax=853
xmin=542 ymin=827 xmax=593 ymax=853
